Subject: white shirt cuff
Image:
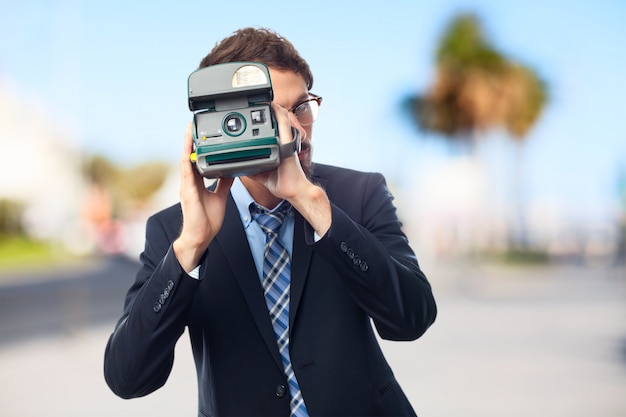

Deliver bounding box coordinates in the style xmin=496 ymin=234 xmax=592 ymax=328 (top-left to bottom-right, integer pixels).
xmin=188 ymin=265 xmax=201 ymax=280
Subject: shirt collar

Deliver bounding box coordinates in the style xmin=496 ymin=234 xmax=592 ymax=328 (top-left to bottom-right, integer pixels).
xmin=231 ymin=178 xmax=293 ymax=229
xmin=231 ymin=178 xmax=256 ymax=229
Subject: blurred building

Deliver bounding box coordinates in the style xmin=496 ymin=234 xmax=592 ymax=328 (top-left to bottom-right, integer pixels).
xmin=399 ymin=155 xmax=623 ymax=266
xmin=0 ymin=78 xmax=87 ymax=250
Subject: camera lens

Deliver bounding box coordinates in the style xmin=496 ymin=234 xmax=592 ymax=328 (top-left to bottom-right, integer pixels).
xmin=223 ymin=113 xmax=246 ymax=136
xmin=225 ymin=117 xmax=242 ymax=132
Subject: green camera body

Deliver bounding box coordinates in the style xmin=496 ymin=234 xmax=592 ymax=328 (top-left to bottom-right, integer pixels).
xmin=188 ymin=62 xmax=286 ymax=178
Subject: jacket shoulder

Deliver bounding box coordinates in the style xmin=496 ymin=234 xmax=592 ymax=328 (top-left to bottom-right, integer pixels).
xmin=144 ymin=202 xmax=183 ymax=239
xmin=311 ymin=163 xmax=387 ymax=195
xmin=150 ymin=202 xmax=182 ymax=221
xmin=312 ymin=163 xmax=385 ymax=182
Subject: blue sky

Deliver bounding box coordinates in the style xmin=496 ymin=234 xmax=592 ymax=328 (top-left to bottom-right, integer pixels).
xmin=1 ymin=0 xmax=625 ymax=224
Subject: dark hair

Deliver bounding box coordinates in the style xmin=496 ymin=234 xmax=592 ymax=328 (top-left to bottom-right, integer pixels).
xmin=198 ymin=27 xmax=313 ymax=90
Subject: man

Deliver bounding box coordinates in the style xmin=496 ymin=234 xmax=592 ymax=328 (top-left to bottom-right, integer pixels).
xmin=104 ymin=27 xmax=437 ymax=416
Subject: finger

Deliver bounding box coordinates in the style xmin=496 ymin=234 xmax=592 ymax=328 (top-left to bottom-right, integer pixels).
xmin=180 ymin=124 xmax=194 ymax=175
xmin=181 ymin=123 xmax=204 ymax=192
xmin=183 ymin=122 xmax=193 ymax=156
xmin=271 ymin=102 xmax=293 ymax=145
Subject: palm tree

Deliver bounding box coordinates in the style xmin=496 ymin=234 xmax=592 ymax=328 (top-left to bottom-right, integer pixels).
xmin=406 ymin=13 xmax=548 ymax=250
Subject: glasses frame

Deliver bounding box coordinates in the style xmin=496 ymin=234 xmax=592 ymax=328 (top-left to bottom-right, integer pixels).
xmin=289 ymin=93 xmax=323 ymax=126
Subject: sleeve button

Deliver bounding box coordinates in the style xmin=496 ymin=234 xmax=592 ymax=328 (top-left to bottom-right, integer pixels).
xmin=275 ymin=384 xmax=287 ymax=397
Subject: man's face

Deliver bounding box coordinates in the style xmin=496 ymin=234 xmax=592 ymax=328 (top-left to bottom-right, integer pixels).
xmin=268 ymin=68 xmax=314 ymax=176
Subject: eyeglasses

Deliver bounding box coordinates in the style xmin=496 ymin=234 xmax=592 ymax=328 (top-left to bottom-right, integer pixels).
xmin=289 ymin=94 xmax=322 ymax=126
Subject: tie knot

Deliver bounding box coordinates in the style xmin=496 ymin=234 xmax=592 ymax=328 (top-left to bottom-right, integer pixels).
xmin=251 ymin=201 xmax=291 ymax=236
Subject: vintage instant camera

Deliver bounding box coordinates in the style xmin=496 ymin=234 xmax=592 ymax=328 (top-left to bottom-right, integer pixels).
xmin=188 ymin=62 xmax=300 ymax=178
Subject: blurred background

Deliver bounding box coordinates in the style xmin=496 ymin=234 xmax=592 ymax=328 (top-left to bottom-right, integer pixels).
xmin=1 ymin=1 xmax=625 ymax=416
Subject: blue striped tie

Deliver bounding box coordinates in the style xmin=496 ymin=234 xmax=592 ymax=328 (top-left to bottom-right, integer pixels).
xmin=252 ymin=202 xmax=309 ymax=417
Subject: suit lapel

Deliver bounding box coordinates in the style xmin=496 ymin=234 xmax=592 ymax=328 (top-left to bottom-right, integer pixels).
xmin=289 ymin=170 xmax=327 ymax=329
xmin=215 ymin=196 xmax=283 ymax=371
xmin=289 ymin=212 xmax=313 ymax=330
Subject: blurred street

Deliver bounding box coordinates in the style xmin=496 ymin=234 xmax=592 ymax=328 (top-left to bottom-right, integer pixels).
xmin=1 ymin=256 xmax=625 ymax=417
xmin=0 ymin=256 xmax=138 ymax=346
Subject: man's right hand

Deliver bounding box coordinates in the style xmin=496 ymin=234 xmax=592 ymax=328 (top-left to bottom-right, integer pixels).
xmin=173 ymin=123 xmax=234 ymax=273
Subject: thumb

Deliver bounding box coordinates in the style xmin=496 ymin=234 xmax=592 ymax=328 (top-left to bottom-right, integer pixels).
xmin=214 ymin=177 xmax=234 ymax=198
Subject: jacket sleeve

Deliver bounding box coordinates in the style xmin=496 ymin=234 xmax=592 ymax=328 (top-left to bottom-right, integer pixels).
xmin=104 ymin=211 xmax=201 ymax=399
xmin=307 ymin=171 xmax=437 ymax=341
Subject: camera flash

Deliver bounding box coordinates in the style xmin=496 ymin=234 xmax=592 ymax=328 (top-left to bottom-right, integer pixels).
xmin=232 ymin=65 xmax=268 ymax=88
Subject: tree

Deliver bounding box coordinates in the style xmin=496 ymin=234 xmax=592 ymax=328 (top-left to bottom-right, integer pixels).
xmin=405 ymin=13 xmax=548 ymax=249
xmin=80 ymin=154 xmax=170 ymax=253
xmin=408 ymin=14 xmax=547 ymax=143
xmin=0 ymin=199 xmax=25 ymax=237
xmin=81 ymin=155 xmax=170 ymax=217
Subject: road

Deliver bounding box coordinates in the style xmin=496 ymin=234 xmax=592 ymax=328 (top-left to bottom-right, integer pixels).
xmin=0 ymin=255 xmax=139 ymax=345
xmin=1 ymin=256 xmax=625 ymax=416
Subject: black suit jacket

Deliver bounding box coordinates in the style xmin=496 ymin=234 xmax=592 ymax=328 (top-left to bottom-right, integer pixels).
xmin=104 ymin=163 xmax=437 ymax=416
